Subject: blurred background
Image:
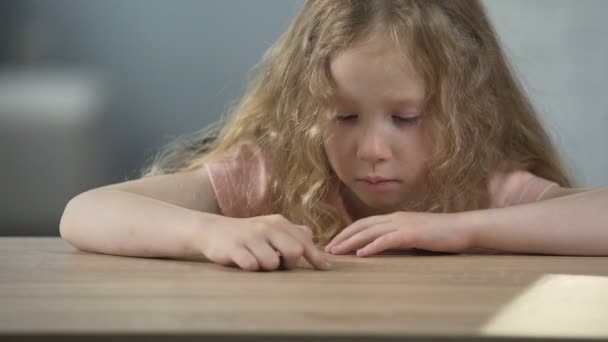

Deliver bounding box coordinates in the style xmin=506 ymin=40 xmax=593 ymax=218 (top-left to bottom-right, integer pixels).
xmin=1 ymin=0 xmax=606 ymax=236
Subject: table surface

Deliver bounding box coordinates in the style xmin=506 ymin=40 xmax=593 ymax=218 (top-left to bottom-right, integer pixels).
xmin=1 ymin=237 xmax=607 ymax=341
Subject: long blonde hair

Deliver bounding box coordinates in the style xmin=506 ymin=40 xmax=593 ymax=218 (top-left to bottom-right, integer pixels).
xmin=141 ymin=0 xmax=575 ymax=245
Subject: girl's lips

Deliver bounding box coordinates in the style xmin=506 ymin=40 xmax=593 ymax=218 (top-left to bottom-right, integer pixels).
xmin=365 ymin=179 xmax=391 ymax=184
xmin=360 ymin=176 xmax=398 ymax=183
xmin=358 ymin=179 xmax=400 ymax=191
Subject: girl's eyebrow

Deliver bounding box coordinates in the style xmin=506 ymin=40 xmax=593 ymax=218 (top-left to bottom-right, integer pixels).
xmin=335 ymin=94 xmax=423 ymax=109
xmin=391 ymin=98 xmax=423 ymax=108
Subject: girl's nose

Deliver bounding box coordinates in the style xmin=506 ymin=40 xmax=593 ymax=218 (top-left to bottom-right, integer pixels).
xmin=356 ymin=129 xmax=392 ymax=164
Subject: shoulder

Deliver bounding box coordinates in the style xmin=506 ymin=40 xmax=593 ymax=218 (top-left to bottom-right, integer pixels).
xmin=204 ymin=140 xmax=272 ymax=217
xmin=209 ymin=140 xmax=265 ymax=163
xmin=488 ymin=168 xmax=559 ymax=208
xmin=488 ymin=166 xmax=598 ymax=206
xmin=205 ymin=141 xmax=268 ymax=177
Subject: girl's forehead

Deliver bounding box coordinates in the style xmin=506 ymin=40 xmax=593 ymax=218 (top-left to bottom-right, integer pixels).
xmin=329 ymin=32 xmax=421 ymax=82
xmin=329 ymin=41 xmax=425 ymax=108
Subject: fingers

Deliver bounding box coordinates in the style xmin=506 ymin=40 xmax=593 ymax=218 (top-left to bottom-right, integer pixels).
xmin=357 ymin=231 xmax=411 ymax=257
xmin=301 ymin=241 xmax=332 ymax=271
xmin=329 ymin=224 xmax=396 ymax=255
xmin=246 ymin=239 xmax=281 ymax=271
xmin=230 ymin=215 xmax=330 ymax=272
xmin=236 ymin=224 xmax=330 ymax=272
xmin=325 ymin=215 xmax=391 ymax=252
xmin=230 ymin=248 xmax=260 ymax=271
xmin=289 ymin=226 xmax=331 ymax=271
xmin=294 ymin=225 xmax=314 ymax=241
xmin=267 ymin=231 xmax=304 ymax=270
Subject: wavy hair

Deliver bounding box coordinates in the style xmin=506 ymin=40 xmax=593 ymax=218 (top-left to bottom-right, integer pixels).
xmin=141 ymin=0 xmax=575 ymax=245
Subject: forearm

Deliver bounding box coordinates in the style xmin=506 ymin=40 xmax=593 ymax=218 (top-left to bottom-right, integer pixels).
xmin=60 ymin=189 xmax=220 ymax=258
xmin=465 ymin=188 xmax=608 ymax=255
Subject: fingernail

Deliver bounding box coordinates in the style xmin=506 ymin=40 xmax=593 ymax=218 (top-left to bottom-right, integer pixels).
xmin=323 ymin=261 xmax=332 ymax=269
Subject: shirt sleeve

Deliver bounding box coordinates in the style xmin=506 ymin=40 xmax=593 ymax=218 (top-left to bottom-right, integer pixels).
xmin=204 ymin=142 xmax=272 ymax=217
xmin=488 ymin=169 xmax=560 ymax=208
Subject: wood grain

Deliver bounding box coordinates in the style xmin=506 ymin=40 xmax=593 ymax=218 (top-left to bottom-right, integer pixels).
xmin=1 ymin=237 xmax=607 ymax=341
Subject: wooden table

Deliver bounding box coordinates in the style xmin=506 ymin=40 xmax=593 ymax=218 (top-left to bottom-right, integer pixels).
xmin=1 ymin=237 xmax=607 ymax=341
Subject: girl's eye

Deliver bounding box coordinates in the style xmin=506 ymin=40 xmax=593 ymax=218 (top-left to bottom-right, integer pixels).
xmin=335 ymin=114 xmax=420 ymax=126
xmin=392 ymin=115 xmax=419 ymax=125
xmin=336 ymin=114 xmax=357 ymax=122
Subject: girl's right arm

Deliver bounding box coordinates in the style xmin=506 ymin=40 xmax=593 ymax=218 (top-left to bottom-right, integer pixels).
xmin=59 ymin=167 xmax=330 ymax=271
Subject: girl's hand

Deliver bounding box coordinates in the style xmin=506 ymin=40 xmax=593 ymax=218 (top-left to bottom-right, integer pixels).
xmin=324 ymin=212 xmax=474 ymax=257
xmin=199 ymin=214 xmax=331 ymax=272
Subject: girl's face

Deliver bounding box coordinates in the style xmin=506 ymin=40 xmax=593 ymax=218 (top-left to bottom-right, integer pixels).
xmin=324 ymin=35 xmax=432 ymax=217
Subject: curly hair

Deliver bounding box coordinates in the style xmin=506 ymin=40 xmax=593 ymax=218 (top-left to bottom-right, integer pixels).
xmin=140 ymin=0 xmax=575 ymax=246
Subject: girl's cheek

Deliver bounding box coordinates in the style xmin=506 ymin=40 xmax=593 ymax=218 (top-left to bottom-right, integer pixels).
xmin=331 ymin=129 xmax=357 ymax=144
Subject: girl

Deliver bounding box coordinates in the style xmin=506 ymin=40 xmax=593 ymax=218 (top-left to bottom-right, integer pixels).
xmin=60 ymin=0 xmax=608 ymax=272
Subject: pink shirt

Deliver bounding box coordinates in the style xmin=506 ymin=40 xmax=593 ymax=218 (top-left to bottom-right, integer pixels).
xmin=206 ymin=142 xmax=559 ymax=224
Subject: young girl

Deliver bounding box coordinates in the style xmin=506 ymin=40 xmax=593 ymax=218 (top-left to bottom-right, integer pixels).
xmin=60 ymin=0 xmax=608 ymax=272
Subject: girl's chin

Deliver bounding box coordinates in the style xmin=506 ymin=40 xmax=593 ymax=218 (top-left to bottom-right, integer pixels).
xmin=342 ymin=185 xmax=403 ymax=215
xmin=357 ymin=196 xmax=402 ymax=214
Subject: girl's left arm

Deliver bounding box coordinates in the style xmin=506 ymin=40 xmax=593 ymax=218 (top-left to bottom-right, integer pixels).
xmin=469 ymin=187 xmax=608 ymax=255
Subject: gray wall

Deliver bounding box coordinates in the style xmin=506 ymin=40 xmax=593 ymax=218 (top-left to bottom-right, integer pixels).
xmin=485 ymin=0 xmax=608 ymax=188
xmin=1 ymin=0 xmax=304 ymax=235
xmin=1 ymin=0 xmax=606 ymax=236
xmin=13 ymin=0 xmax=304 ymax=179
